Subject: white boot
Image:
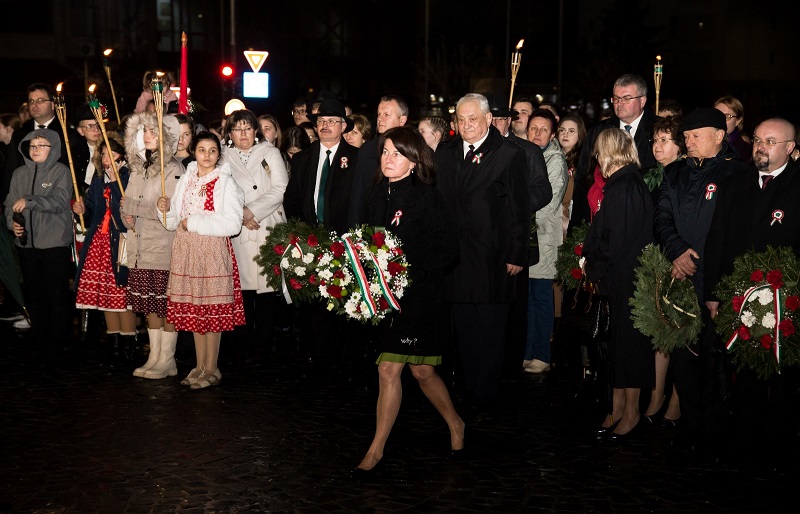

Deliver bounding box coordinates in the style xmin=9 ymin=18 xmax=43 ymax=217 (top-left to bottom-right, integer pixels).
xmin=143 ymin=330 xmax=178 ymax=379
xmin=133 ymin=329 xmax=161 ymax=377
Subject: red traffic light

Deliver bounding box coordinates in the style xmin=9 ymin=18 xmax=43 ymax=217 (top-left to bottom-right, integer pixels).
xmin=220 ymin=64 xmax=234 ymax=78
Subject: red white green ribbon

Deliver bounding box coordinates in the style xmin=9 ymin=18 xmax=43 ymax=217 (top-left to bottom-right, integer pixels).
xmin=771 ymin=210 xmax=784 ymax=226
xmin=343 ymin=237 xmax=378 ymax=317
xmin=705 ymin=183 xmax=717 ymax=200
xmin=725 ymin=284 xmax=781 ymax=366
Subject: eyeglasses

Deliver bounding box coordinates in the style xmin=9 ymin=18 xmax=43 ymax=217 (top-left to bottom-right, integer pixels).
xmin=316 ymin=119 xmax=342 ymax=127
xmin=293 ymin=108 xmax=307 ymax=115
xmin=557 ymin=128 xmax=577 ymax=135
xmin=721 ymin=113 xmax=740 ymax=120
xmin=650 ymin=137 xmax=675 ymax=145
xmin=28 ymin=98 xmax=52 ymax=105
xmin=230 ymin=127 xmax=254 ymax=133
xmin=752 ymin=136 xmax=793 ymax=148
xmin=79 ymin=123 xmax=101 ymax=131
xmin=611 ymin=95 xmax=644 ymax=105
xmin=29 ymin=144 xmax=51 ymax=150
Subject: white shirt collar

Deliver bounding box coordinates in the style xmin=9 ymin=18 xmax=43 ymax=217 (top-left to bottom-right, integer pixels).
xmin=619 ymin=111 xmax=644 ymax=137
xmin=463 ymin=129 xmax=490 ymax=157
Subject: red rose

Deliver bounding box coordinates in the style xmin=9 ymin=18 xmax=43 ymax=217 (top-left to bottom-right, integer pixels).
xmin=307 ymin=234 xmax=319 ymax=247
xmin=272 ymin=265 xmax=281 ymax=276
xmin=289 ymin=235 xmax=299 ymax=245
xmin=327 ymin=285 xmax=343 ymax=298
xmin=372 ymin=231 xmax=386 ymax=248
xmin=331 ymin=242 xmax=345 ymax=257
xmin=388 ymin=261 xmax=406 ymax=276
xmin=309 ymin=274 xmax=318 ymax=285
xmin=379 ymin=298 xmax=389 ymax=310
xmin=574 ymin=244 xmax=583 ymax=256
xmin=750 ymin=270 xmax=764 ymax=282
xmin=392 ymin=247 xmax=404 ymax=256
xmin=732 ymin=296 xmax=745 ymax=313
xmin=786 ymin=296 xmax=800 ymax=311
xmin=766 ymin=270 xmax=783 ymax=290
xmin=319 ymin=278 xmax=327 ymax=286
xmin=779 ymin=319 xmax=795 ymax=337
xmin=274 ymin=244 xmax=286 ymax=255
xmin=570 ymin=268 xmax=583 ymax=280
xmin=289 ymin=278 xmax=302 ymax=290
xmin=333 ymin=269 xmax=345 ymax=279
xmin=760 ymin=334 xmax=773 ymax=349
xmin=738 ymin=325 xmax=751 ymax=340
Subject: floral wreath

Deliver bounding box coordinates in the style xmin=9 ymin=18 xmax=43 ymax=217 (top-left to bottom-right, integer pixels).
xmin=256 ymin=219 xmax=333 ymax=303
xmin=555 ymin=220 xmax=590 ymax=291
xmin=713 ymin=246 xmax=800 ymax=379
xmin=316 ymin=225 xmax=410 ymax=325
xmin=630 ymin=244 xmax=703 ymax=353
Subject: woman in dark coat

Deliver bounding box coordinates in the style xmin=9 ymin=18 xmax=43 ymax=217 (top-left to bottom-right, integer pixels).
xmin=354 ymin=126 xmax=464 ymax=476
xmin=583 ymin=128 xmax=655 ymax=439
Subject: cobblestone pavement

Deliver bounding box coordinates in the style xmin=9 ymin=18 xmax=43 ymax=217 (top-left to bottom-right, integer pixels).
xmin=1 ymin=317 xmax=795 ymax=513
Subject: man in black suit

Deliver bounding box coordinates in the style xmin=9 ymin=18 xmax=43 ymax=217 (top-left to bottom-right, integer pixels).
xmin=571 ymin=74 xmax=656 ymax=227
xmin=436 ymin=93 xmax=530 ymax=405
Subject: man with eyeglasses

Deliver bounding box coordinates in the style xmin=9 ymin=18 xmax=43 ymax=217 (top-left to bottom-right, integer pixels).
xmin=292 ymin=98 xmax=310 ymax=127
xmin=572 ymin=74 xmax=656 ymax=227
xmin=704 ymin=118 xmax=800 ymax=458
xmin=654 ymin=107 xmax=750 ymax=453
xmin=72 ymin=104 xmax=104 ymax=189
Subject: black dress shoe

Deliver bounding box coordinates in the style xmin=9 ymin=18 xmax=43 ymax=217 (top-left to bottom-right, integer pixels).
xmin=594 ymin=419 xmax=619 ymax=436
xmin=660 ymin=417 xmax=679 ymax=429
xmin=644 ymin=399 xmax=669 ymax=424
xmin=605 ymin=421 xmax=642 ymax=442
xmin=351 ymin=459 xmax=384 ymax=480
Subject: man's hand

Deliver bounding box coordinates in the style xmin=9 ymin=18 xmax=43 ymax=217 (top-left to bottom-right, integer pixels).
xmin=506 ymin=263 xmax=523 ymax=276
xmin=672 ymin=248 xmax=699 ymax=278
xmin=12 ymin=222 xmax=24 ymax=237
xmin=706 ymin=301 xmax=720 ymax=319
xmin=12 ymin=198 xmax=25 ymax=213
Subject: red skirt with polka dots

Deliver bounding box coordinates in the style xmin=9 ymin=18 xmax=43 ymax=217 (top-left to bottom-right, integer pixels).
xmin=166 ymin=227 xmax=245 ymax=333
xmin=127 ymin=269 xmax=169 ymax=318
xmin=75 ymin=231 xmax=128 ymax=312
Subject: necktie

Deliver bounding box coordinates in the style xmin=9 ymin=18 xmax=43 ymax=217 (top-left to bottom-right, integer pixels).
xmin=761 ymin=174 xmax=773 ymax=190
xmin=317 ymin=149 xmax=331 ymax=223
xmin=465 ymin=144 xmax=475 ymax=163
xmin=624 ymin=125 xmax=632 ymax=133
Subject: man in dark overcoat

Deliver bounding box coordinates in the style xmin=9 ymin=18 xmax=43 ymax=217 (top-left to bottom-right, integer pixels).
xmin=435 ymin=93 xmax=530 ymax=404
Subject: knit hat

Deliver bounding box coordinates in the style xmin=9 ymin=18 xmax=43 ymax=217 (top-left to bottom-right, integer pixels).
xmin=680 ymin=107 xmax=727 ymax=132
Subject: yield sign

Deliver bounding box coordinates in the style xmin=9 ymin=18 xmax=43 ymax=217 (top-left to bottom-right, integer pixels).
xmin=244 ymin=50 xmax=269 ymax=73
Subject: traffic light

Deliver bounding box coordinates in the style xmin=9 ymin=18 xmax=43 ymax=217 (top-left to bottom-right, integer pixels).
xmin=220 ymin=64 xmax=234 ymax=78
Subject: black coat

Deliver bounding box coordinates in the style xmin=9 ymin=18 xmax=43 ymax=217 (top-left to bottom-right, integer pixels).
xmin=704 ymin=158 xmax=800 ymax=301
xmin=348 ymin=136 xmax=379 ymax=226
xmin=506 ymin=132 xmax=552 ymax=213
xmin=283 ymin=139 xmax=359 ymax=236
xmin=435 ymin=125 xmax=530 ymax=304
xmin=365 ymin=175 xmax=458 ymax=356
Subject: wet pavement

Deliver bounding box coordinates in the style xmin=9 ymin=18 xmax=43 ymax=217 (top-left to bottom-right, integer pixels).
xmin=1 ymin=313 xmax=796 ymax=513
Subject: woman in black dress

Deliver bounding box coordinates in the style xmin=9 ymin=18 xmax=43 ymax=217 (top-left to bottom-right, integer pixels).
xmin=354 ymin=126 xmax=464 ymax=475
xmin=583 ymin=128 xmax=655 ymax=439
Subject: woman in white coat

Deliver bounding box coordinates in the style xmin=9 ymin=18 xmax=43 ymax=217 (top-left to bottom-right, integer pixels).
xmin=221 ymin=110 xmax=290 ymax=345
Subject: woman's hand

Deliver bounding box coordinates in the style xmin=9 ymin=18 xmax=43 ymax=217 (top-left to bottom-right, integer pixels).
xmin=180 ymin=218 xmax=188 ymax=231
xmin=119 ymin=197 xmax=126 ymax=210
xmin=72 ymin=198 xmax=85 ymax=215
xmin=157 ymin=196 xmax=170 ymax=213
xmin=242 ymin=206 xmax=255 ymax=223
xmin=12 ymin=222 xmax=24 ymax=237
xmin=104 ymin=166 xmax=116 ymax=181
xmin=12 ymin=198 xmax=25 ymax=213
xmin=123 ymin=214 xmax=135 ymax=226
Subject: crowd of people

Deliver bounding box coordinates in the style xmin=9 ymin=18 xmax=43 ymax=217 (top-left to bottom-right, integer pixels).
xmin=2 ymin=71 xmax=800 ymax=474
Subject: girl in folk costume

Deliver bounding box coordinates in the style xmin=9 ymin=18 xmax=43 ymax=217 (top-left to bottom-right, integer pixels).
xmin=157 ymin=132 xmax=245 ymax=388
xmin=73 ymin=132 xmax=138 ymax=362
xmin=121 ymin=113 xmax=183 ymax=379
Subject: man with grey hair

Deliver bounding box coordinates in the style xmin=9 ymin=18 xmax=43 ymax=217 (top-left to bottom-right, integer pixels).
xmin=435 ymin=93 xmax=530 ymax=408
xmin=571 ymin=74 xmax=657 ymax=227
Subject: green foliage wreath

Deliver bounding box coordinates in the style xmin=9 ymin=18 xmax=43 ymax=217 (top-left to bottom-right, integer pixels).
xmin=555 ymin=220 xmax=590 ymax=291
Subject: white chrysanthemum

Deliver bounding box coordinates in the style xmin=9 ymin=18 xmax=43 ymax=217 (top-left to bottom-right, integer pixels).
xmin=344 ymin=298 xmax=359 ymax=316
xmin=762 ymin=312 xmax=776 ymax=329
xmin=281 ymin=258 xmax=290 ymax=269
xmin=758 ymin=289 xmax=773 ymax=305
xmin=319 ymin=285 xmax=330 ymax=298
xmin=291 ymin=247 xmax=302 ymax=259
xmin=395 ymin=289 xmax=404 ymax=299
xmin=294 ymin=266 xmax=306 ymax=277
xmin=319 ymin=254 xmax=333 ymax=266
xmin=741 ymin=310 xmax=756 ymax=327
xmin=302 ymin=253 xmax=314 ymax=264
xmin=318 ymin=269 xmax=333 ymax=280
xmin=370 ymin=283 xmax=381 ymax=295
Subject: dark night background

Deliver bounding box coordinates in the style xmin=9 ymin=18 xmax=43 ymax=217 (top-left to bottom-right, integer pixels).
xmin=0 ymin=0 xmax=797 ymax=132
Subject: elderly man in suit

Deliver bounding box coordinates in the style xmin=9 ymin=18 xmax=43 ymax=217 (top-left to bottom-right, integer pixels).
xmin=436 ymin=93 xmax=530 ymax=406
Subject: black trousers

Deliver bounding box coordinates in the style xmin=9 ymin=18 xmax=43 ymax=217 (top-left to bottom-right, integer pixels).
xmin=452 ymin=303 xmax=509 ymax=402
xmin=19 ymin=246 xmax=73 ymax=359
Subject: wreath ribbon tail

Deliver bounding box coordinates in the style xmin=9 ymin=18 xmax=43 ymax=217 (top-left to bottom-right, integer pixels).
xmin=343 ymin=237 xmax=377 ymax=317
xmin=774 ymin=288 xmax=781 ymax=367
xmin=367 ymin=252 xmax=401 ymax=311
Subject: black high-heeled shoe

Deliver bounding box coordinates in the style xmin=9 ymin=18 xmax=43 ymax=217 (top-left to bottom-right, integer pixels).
xmin=594 ymin=417 xmax=620 ymax=436
xmin=351 ymin=459 xmax=384 ymax=480
xmin=605 ymin=420 xmax=642 ymax=442
xmin=643 ymin=398 xmax=669 ymax=424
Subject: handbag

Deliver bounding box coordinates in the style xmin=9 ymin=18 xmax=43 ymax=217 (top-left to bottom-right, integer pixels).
xmin=117 ymin=232 xmax=128 ymax=268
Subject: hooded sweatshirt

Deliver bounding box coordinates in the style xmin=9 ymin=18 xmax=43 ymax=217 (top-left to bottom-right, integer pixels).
xmin=4 ymin=129 xmax=73 ymax=249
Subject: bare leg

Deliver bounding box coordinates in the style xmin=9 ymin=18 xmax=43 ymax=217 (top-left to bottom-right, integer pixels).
xmin=645 ymin=351 xmax=669 ymax=416
xmin=410 ymin=363 xmax=465 ymax=450
xmin=104 ymin=311 xmax=121 ymax=333
xmin=357 ymin=361 xmax=404 ymax=471
xmin=204 ymin=332 xmax=221 ymax=374
xmin=665 ymin=384 xmax=681 ymax=420
xmin=193 ymin=332 xmax=207 ymax=370
xmin=146 ymin=313 xmax=164 ymax=330
xmin=119 ymin=310 xmax=138 ymax=334
xmin=163 ymin=320 xmax=175 ymax=333
xmin=601 ymin=388 xmax=625 ymax=428
xmin=613 ymin=387 xmax=641 ymax=435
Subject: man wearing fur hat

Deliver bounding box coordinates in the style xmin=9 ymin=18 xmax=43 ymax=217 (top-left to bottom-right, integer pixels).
xmin=654 ymin=107 xmax=750 ymax=449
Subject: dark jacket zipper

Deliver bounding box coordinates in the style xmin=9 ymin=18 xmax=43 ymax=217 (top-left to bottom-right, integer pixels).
xmin=29 ymin=164 xmax=38 ymax=248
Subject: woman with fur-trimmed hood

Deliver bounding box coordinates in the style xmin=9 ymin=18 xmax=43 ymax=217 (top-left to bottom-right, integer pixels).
xmin=121 ymin=112 xmax=183 ymax=380
xmin=73 ymin=131 xmax=138 ymax=363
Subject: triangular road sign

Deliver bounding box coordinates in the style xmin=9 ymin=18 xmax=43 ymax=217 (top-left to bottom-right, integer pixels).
xmin=244 ymin=50 xmax=269 ymax=73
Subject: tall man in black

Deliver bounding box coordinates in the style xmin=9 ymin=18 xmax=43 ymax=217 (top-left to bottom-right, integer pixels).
xmin=705 ymin=118 xmax=800 ymax=452
xmin=284 ymin=98 xmax=360 ymax=372
xmin=436 ymin=93 xmax=530 ymax=405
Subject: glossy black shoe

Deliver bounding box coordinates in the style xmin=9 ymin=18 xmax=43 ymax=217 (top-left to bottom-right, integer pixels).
xmin=660 ymin=417 xmax=680 ymax=429
xmin=351 ymin=459 xmax=384 ymax=481
xmin=643 ymin=398 xmax=668 ymax=424
xmin=594 ymin=419 xmax=619 ymax=436
xmin=605 ymin=420 xmax=642 ymax=442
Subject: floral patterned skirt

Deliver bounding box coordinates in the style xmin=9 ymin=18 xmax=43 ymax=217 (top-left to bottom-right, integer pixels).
xmin=75 ymin=231 xmax=128 ymax=312
xmin=127 ymin=268 xmax=169 ymax=318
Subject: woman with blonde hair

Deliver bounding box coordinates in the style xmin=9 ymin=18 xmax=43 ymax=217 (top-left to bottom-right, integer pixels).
xmin=714 ymin=96 xmax=751 ymax=163
xmin=582 ymin=128 xmax=654 ymax=440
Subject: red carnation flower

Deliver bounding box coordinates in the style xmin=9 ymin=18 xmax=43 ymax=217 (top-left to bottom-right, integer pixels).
xmin=732 ymin=295 xmax=745 ymax=313
xmin=766 ymin=270 xmax=783 ymax=290
xmin=331 ymin=242 xmax=345 ymax=257
xmin=388 ymin=261 xmax=406 ymax=276
xmin=738 ymin=325 xmax=751 ymax=340
xmin=307 ymin=234 xmax=319 ymax=247
xmin=272 ymin=265 xmax=281 ymax=276
xmin=372 ymin=231 xmax=386 ymax=248
xmin=574 ymin=244 xmax=583 ymax=256
xmin=327 ymin=285 xmax=343 ymax=298
xmin=289 ymin=278 xmax=302 ymax=290
xmin=273 ymin=244 xmax=286 ymax=255
xmin=786 ymin=296 xmax=800 ymax=311
xmin=379 ymin=298 xmax=389 ymax=310
xmin=333 ymin=269 xmax=345 ymax=279
xmin=309 ymin=274 xmax=318 ymax=285
xmin=760 ymin=334 xmax=773 ymax=349
xmin=750 ymin=270 xmax=764 ymax=282
xmin=289 ymin=235 xmax=299 ymax=245
xmin=392 ymin=247 xmax=404 ymax=256
xmin=779 ymin=319 xmax=795 ymax=337
xmin=570 ymin=268 xmax=583 ymax=280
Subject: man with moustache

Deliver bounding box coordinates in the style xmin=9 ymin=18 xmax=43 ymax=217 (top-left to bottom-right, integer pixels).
xmin=704 ymin=118 xmax=800 ymax=455
xmin=436 ymin=93 xmax=530 ymax=407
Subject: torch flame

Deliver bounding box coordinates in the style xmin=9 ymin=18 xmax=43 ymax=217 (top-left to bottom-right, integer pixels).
xmin=155 ymin=71 xmax=165 ymax=78
xmin=56 ymin=82 xmax=63 ymax=93
xmin=88 ymin=84 xmax=96 ymax=94
xmin=656 ymin=55 xmax=662 ymax=61
xmin=516 ymin=39 xmax=524 ymax=50
xmin=103 ymin=48 xmax=113 ymax=57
